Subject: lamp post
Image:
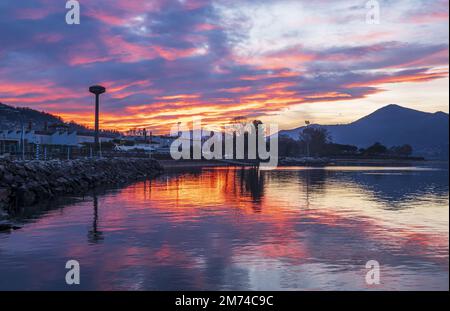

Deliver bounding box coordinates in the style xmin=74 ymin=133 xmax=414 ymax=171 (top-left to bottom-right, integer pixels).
xmin=12 ymin=109 xmax=25 ymax=160
xmin=89 ymin=85 xmax=106 ymax=157
xmin=305 ymin=120 xmax=311 ymax=158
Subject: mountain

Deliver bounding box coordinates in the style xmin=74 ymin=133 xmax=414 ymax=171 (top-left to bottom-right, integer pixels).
xmin=0 ymin=102 xmax=119 ymax=136
xmin=278 ymin=105 xmax=449 ymax=158
xmin=0 ymin=102 xmax=67 ymax=130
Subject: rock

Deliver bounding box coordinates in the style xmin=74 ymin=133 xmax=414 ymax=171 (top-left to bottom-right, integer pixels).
xmin=0 ymin=222 xmax=21 ymax=232
xmin=0 ymin=158 xmax=163 ymax=212
xmin=0 ymin=188 xmax=10 ymax=201
xmin=16 ymin=187 xmax=36 ymax=206
xmin=0 ymin=207 xmax=8 ymax=218
xmin=1 ymin=173 xmax=14 ymax=185
xmin=0 ymin=223 xmax=12 ymax=232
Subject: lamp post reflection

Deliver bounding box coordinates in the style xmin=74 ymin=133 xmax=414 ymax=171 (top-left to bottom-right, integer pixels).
xmin=239 ymin=167 xmax=265 ymax=212
xmin=88 ymin=195 xmax=104 ymax=244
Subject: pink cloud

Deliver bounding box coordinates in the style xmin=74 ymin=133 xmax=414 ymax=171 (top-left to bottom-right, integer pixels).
xmin=15 ymin=7 xmax=55 ymax=20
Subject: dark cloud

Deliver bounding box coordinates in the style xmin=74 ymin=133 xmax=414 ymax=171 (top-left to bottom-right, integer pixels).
xmin=0 ymin=0 xmax=448 ymax=131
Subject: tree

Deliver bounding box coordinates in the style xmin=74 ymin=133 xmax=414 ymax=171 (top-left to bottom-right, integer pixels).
xmin=299 ymin=127 xmax=330 ymax=156
xmin=365 ymin=142 xmax=387 ymax=155
xmin=324 ymin=143 xmax=358 ymax=156
xmin=390 ymin=144 xmax=413 ymax=156
xmin=279 ymin=135 xmax=301 ymax=157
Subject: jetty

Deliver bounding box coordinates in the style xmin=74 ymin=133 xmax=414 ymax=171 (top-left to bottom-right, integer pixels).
xmin=0 ymin=158 xmax=163 ymax=211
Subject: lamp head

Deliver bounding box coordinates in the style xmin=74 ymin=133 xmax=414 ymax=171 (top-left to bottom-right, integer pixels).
xmin=89 ymin=85 xmax=106 ymax=95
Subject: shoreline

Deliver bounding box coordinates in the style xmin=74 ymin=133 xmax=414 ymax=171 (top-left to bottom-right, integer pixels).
xmin=159 ymin=159 xmax=231 ymax=169
xmin=0 ymin=158 xmax=163 ymax=212
xmin=159 ymin=157 xmax=441 ymax=169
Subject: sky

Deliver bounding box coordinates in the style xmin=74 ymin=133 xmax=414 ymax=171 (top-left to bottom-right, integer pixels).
xmin=0 ymin=0 xmax=448 ymax=133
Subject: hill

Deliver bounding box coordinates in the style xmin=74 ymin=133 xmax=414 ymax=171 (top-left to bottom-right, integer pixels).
xmin=278 ymin=104 xmax=449 ymax=158
xmin=0 ymin=102 xmax=119 ymax=136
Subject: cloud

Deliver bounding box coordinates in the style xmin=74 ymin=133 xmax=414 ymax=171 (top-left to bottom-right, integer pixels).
xmin=0 ymin=0 xmax=448 ymax=132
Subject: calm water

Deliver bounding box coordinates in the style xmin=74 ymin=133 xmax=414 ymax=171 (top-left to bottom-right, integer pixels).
xmin=0 ymin=165 xmax=448 ymax=290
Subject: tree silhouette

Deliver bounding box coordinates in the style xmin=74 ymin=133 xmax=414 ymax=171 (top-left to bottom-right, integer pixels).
xmin=299 ymin=127 xmax=330 ymax=156
xmin=365 ymin=142 xmax=388 ymax=155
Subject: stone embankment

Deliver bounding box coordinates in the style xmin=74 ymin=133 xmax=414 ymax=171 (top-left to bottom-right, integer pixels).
xmin=0 ymin=158 xmax=163 ymax=212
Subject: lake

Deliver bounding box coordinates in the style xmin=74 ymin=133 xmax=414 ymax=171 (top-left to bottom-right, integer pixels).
xmin=0 ymin=164 xmax=448 ymax=290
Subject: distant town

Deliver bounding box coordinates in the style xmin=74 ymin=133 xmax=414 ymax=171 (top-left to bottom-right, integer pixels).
xmin=2 ymin=100 xmax=448 ymax=163
xmin=0 ymin=102 xmax=176 ymax=160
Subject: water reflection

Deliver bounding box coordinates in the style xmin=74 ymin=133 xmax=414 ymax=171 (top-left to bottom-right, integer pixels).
xmin=0 ymin=165 xmax=448 ymax=290
xmin=87 ymin=195 xmax=103 ymax=244
xmin=238 ymin=168 xmax=264 ymax=206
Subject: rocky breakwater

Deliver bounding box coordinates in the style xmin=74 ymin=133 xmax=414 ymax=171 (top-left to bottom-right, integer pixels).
xmin=0 ymin=158 xmax=163 ymax=213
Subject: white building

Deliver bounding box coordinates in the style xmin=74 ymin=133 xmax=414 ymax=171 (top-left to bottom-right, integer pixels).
xmin=0 ymin=129 xmax=113 ymax=147
xmin=77 ymin=133 xmax=114 ymax=145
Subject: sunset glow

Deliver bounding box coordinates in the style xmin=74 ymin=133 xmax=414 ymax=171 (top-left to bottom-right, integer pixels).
xmin=0 ymin=0 xmax=448 ymax=133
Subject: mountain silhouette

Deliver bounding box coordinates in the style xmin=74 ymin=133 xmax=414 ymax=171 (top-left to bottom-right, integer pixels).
xmin=279 ymin=104 xmax=449 ymax=158
xmin=0 ymin=102 xmax=119 ymax=136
